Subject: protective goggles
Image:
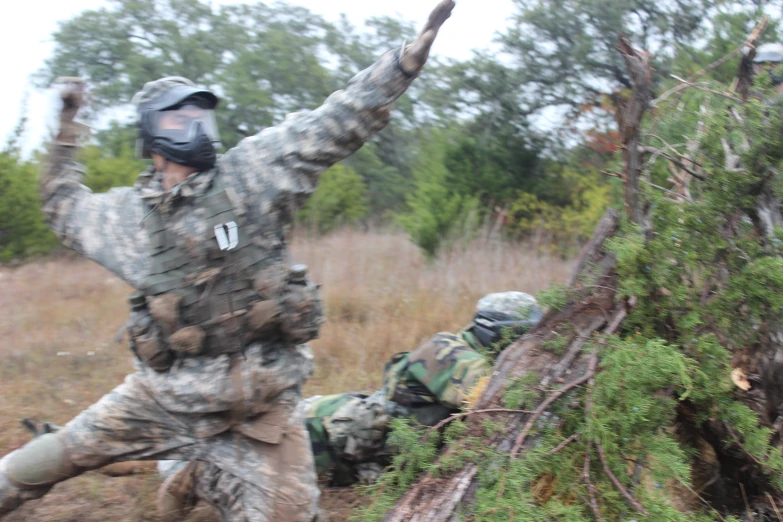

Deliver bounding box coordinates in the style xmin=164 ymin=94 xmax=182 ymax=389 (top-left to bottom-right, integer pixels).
xmin=149 ymin=104 xmax=221 ymax=145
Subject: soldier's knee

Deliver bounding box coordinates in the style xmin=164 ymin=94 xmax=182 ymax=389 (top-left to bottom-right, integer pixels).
xmin=5 ymin=433 xmax=79 ymax=489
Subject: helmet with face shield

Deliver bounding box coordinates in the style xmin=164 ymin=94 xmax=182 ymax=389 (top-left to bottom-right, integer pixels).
xmin=132 ymin=77 xmax=222 ymax=171
xmin=470 ymin=292 xmax=543 ymax=350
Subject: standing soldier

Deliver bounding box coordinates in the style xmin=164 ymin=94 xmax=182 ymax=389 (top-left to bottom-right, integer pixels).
xmin=0 ymin=2 xmax=455 ymax=521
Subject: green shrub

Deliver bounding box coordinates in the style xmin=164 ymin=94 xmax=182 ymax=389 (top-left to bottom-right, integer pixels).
xmin=0 ymin=152 xmax=58 ymax=261
xmin=299 ymin=164 xmax=369 ymax=234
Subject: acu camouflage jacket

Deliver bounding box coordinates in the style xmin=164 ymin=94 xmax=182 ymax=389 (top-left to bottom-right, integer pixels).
xmin=39 ymin=50 xmax=416 ymax=418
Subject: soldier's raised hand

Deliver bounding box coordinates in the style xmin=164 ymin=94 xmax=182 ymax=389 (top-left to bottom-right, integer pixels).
xmin=53 ymin=77 xmax=86 ymax=122
xmin=400 ymin=0 xmax=455 ymax=75
xmin=52 ymin=77 xmax=88 ymax=142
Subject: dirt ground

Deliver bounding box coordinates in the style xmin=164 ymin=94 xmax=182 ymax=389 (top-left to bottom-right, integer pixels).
xmin=0 ymin=230 xmax=573 ymax=520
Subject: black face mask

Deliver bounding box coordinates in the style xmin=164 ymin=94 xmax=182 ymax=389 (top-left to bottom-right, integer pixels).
xmin=144 ymin=117 xmax=218 ymax=171
xmin=470 ymin=308 xmax=544 ymax=350
xmin=472 ymin=318 xmax=522 ymax=349
xmin=768 ymin=68 xmax=783 ymax=88
xmin=138 ymin=95 xmax=221 ymax=171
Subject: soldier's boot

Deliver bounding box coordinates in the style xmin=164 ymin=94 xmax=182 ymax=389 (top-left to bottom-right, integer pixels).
xmin=0 ymin=431 xmax=79 ymax=516
xmin=157 ymin=461 xmax=199 ymax=522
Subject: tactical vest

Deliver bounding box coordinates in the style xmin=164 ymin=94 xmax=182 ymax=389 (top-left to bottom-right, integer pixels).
xmin=128 ymin=173 xmax=323 ymax=367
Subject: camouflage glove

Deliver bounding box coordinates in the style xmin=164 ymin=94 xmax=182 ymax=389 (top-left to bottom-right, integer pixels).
xmin=355 ymin=462 xmax=385 ymax=485
xmin=342 ymin=404 xmax=391 ymax=461
xmin=327 ymin=399 xmax=391 ymax=462
xmin=400 ymin=0 xmax=455 ymax=75
xmin=52 ymin=77 xmax=86 ymax=142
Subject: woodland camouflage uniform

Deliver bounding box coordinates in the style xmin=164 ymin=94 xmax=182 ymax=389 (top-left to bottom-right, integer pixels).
xmin=0 ymin=50 xmax=418 ymax=522
xmin=299 ymin=292 xmax=542 ymax=486
xmin=300 ymin=330 xmax=490 ymax=485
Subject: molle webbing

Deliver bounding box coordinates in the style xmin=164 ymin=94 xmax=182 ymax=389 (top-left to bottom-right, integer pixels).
xmin=140 ymin=175 xmax=282 ymax=335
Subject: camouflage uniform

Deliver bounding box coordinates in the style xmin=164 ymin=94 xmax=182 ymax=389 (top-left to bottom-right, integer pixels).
xmin=298 ymin=330 xmax=490 ymax=486
xmin=0 ymin=49 xmax=416 ymax=521
xmin=299 ymin=292 xmax=542 ymax=486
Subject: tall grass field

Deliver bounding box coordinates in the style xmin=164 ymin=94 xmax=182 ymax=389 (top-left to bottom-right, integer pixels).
xmin=0 ymin=230 xmax=574 ymax=521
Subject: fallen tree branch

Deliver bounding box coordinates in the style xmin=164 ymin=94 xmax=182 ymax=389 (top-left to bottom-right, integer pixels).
xmin=543 ymin=316 xmax=606 ymax=388
xmin=670 ymin=75 xmax=743 ymax=104
xmin=647 ymin=133 xmax=705 ymax=169
xmin=647 ymin=180 xmax=695 ymax=202
xmin=510 ymin=374 xmax=593 ymax=456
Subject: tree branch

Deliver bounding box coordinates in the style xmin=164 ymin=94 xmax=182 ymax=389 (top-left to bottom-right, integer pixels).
xmin=640 ymin=145 xmax=707 ymax=180
xmin=583 ymin=442 xmax=605 ymax=522
xmin=512 ymin=353 xmax=598 ymax=456
xmin=595 ymin=440 xmax=649 ymax=515
xmin=423 ymin=408 xmax=535 ymax=441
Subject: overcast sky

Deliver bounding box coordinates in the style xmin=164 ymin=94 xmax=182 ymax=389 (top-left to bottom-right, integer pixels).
xmin=0 ymin=0 xmax=516 ymax=154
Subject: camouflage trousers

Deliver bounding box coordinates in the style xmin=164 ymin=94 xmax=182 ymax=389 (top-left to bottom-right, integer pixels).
xmin=0 ymin=367 xmax=320 ymax=521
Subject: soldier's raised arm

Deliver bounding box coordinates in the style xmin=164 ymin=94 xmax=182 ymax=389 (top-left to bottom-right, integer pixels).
xmin=41 ymin=79 xmax=149 ymax=287
xmin=222 ymin=0 xmax=455 ymax=210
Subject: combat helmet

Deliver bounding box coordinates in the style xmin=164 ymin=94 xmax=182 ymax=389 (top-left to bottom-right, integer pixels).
xmin=132 ymin=76 xmax=221 ymax=170
xmin=470 ymin=291 xmax=543 ymax=349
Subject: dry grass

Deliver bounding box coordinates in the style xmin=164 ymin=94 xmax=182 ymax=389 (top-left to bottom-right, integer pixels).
xmin=0 ymin=230 xmax=574 ymax=521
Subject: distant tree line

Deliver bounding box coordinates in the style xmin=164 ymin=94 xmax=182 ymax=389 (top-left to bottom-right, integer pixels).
xmin=1 ymin=0 xmax=780 ymax=261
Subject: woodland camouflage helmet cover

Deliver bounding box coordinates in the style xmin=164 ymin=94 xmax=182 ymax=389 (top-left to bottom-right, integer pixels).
xmin=132 ymin=76 xmax=221 ymax=170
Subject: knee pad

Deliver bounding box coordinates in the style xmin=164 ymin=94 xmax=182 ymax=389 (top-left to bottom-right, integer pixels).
xmin=5 ymin=433 xmax=78 ymax=488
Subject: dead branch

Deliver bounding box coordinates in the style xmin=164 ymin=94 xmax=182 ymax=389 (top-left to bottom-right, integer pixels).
xmin=670 ymin=75 xmax=743 ymax=104
xmin=543 ymin=316 xmax=606 ymax=388
xmin=654 ymin=18 xmax=767 ymax=106
xmin=640 ymin=145 xmax=707 ymax=180
xmin=617 ymin=36 xmax=654 ymax=227
xmin=583 ymin=442 xmax=605 ymax=522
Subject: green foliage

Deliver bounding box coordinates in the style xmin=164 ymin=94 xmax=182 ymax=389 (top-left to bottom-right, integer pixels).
xmin=503 ymin=373 xmax=540 ymax=410
xmin=79 ymin=123 xmax=147 ymax=193
xmin=355 ymin=57 xmax=783 ymax=521
xmin=506 ymin=167 xmax=613 ymax=250
xmin=298 ymin=164 xmax=369 ymax=234
xmin=541 ymin=332 xmax=569 ymax=355
xmin=398 ymin=133 xmax=480 ymax=258
xmin=536 ymin=283 xmax=571 ymax=312
xmin=352 ymin=418 xmax=439 ymax=521
xmin=0 ymin=151 xmax=58 ymax=261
